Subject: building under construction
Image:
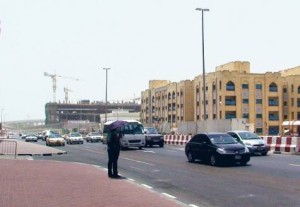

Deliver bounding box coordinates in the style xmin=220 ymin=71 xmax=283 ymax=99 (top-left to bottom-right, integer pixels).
xmin=45 ymin=100 xmax=141 ymax=124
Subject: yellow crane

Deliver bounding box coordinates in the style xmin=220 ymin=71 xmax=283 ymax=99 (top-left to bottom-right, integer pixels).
xmin=44 ymin=72 xmax=80 ymax=103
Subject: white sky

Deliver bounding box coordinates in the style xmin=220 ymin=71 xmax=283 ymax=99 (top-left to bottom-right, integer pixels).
xmin=0 ymin=0 xmax=299 ymax=121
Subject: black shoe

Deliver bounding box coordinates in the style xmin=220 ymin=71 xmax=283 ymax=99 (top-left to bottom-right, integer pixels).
xmin=111 ymin=174 xmax=121 ymax=179
xmin=108 ymin=174 xmax=113 ymax=178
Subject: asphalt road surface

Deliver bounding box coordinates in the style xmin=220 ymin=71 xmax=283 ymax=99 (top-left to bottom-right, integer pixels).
xmin=27 ymin=138 xmax=300 ymax=207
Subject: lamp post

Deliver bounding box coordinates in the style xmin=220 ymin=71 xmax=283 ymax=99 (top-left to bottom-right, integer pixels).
xmin=0 ymin=108 xmax=4 ymax=131
xmin=196 ymin=8 xmax=209 ymax=120
xmin=103 ymin=68 xmax=110 ymax=123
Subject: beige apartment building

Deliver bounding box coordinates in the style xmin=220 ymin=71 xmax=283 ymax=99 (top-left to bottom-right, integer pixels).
xmin=141 ymin=61 xmax=300 ymax=135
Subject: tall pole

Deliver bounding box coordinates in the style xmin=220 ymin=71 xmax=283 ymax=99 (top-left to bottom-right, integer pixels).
xmin=103 ymin=68 xmax=110 ymax=123
xmin=196 ymin=8 xmax=209 ymax=120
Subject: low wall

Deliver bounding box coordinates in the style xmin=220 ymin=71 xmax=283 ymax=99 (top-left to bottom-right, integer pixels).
xmin=261 ymin=136 xmax=300 ymax=155
xmin=164 ymin=134 xmax=300 ymax=155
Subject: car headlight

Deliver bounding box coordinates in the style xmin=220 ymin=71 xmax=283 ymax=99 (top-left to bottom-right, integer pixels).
xmin=244 ymin=142 xmax=252 ymax=146
xmin=216 ymin=148 xmax=227 ymax=154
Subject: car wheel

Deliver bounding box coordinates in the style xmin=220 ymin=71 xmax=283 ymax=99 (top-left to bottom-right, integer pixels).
xmin=261 ymin=152 xmax=268 ymax=156
xmin=187 ymin=151 xmax=195 ymax=163
xmin=138 ymin=146 xmax=143 ymax=150
xmin=159 ymin=142 xmax=164 ymax=148
xmin=240 ymin=161 xmax=248 ymax=166
xmin=210 ymin=154 xmax=218 ymax=166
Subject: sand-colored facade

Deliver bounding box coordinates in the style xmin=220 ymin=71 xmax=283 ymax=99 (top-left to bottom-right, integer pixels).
xmin=141 ymin=61 xmax=300 ymax=135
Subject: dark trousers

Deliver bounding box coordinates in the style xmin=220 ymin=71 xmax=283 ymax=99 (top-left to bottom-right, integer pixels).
xmin=107 ymin=147 xmax=120 ymax=176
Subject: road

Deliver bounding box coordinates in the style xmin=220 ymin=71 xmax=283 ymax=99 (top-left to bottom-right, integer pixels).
xmin=26 ymin=138 xmax=300 ymax=207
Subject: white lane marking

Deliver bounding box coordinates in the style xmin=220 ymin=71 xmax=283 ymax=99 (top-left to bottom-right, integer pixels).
xmin=143 ymin=150 xmax=155 ymax=153
xmin=151 ymin=169 xmax=161 ymax=172
xmin=171 ymin=147 xmax=185 ymax=151
xmin=122 ymin=157 xmax=155 ymax=166
xmin=161 ymin=193 xmax=176 ymax=199
xmin=238 ymin=194 xmax=255 ymax=198
xmin=289 ymin=164 xmax=300 ymax=167
xmin=142 ymin=184 xmax=153 ymax=189
xmin=130 ymin=166 xmax=146 ymax=172
xmin=85 ymin=149 xmax=105 ymax=154
xmin=189 ymin=205 xmax=199 ymax=207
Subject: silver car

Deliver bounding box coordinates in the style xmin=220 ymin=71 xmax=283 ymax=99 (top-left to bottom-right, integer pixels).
xmin=227 ymin=131 xmax=269 ymax=156
xmin=25 ymin=134 xmax=38 ymax=142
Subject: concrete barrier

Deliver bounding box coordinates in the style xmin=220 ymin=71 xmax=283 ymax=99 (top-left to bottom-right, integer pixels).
xmin=261 ymin=136 xmax=300 ymax=154
xmin=164 ymin=134 xmax=191 ymax=146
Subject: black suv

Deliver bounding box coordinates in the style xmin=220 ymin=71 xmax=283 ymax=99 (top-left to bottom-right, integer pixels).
xmin=144 ymin=127 xmax=164 ymax=147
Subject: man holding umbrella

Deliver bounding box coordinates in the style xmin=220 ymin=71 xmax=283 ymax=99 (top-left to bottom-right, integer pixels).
xmin=106 ymin=120 xmax=127 ymax=178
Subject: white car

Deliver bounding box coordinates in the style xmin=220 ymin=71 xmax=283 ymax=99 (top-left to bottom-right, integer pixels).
xmin=227 ymin=130 xmax=270 ymax=156
xmin=86 ymin=132 xmax=103 ymax=143
xmin=25 ymin=134 xmax=38 ymax=142
xmin=66 ymin=132 xmax=84 ymax=144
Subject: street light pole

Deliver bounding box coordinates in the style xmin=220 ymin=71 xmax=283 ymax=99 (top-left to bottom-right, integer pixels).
xmin=103 ymin=68 xmax=110 ymax=123
xmin=196 ymin=8 xmax=209 ymax=120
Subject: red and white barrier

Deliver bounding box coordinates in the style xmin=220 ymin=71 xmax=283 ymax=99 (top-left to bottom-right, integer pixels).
xmin=164 ymin=135 xmax=191 ymax=146
xmin=261 ymin=136 xmax=300 ymax=154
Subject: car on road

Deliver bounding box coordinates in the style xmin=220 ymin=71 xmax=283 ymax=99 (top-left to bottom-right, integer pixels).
xmin=46 ymin=133 xmax=65 ymax=146
xmin=144 ymin=127 xmax=164 ymax=147
xmin=35 ymin=132 xmax=44 ymax=140
xmin=185 ymin=133 xmax=251 ymax=166
xmin=7 ymin=132 xmax=18 ymax=139
xmin=66 ymin=132 xmax=84 ymax=144
xmin=226 ymin=130 xmax=269 ymax=156
xmin=86 ymin=132 xmax=103 ymax=143
xmin=20 ymin=133 xmax=28 ymax=139
xmin=25 ymin=134 xmax=38 ymax=142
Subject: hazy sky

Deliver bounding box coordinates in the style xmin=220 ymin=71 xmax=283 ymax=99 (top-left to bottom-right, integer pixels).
xmin=0 ymin=0 xmax=299 ymax=121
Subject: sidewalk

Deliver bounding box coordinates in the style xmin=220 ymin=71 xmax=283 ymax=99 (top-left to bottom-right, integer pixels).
xmin=0 ymin=140 xmax=186 ymax=207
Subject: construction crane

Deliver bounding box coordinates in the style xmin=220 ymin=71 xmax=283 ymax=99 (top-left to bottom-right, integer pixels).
xmin=44 ymin=72 xmax=80 ymax=103
xmin=64 ymin=87 xmax=73 ymax=103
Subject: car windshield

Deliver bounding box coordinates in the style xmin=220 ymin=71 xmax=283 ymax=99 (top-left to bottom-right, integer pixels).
xmin=70 ymin=133 xmax=81 ymax=137
xmin=209 ymin=134 xmax=237 ymax=144
xmin=49 ymin=134 xmax=62 ymax=138
xmin=238 ymin=132 xmax=260 ymax=140
xmin=145 ymin=128 xmax=158 ymax=134
xmin=91 ymin=132 xmax=100 ymax=135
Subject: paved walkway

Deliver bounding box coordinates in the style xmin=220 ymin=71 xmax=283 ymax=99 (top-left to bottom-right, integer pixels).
xmin=0 ymin=139 xmax=186 ymax=207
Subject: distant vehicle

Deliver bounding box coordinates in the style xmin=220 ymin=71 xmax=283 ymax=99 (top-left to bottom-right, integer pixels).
xmin=42 ymin=130 xmax=57 ymax=141
xmin=46 ymin=134 xmax=65 ymax=146
xmin=25 ymin=134 xmax=38 ymax=142
xmin=21 ymin=133 xmax=28 ymax=139
xmin=103 ymin=120 xmax=146 ymax=150
xmin=7 ymin=132 xmax=18 ymax=139
xmin=185 ymin=133 xmax=251 ymax=166
xmin=66 ymin=132 xmax=84 ymax=144
xmin=35 ymin=132 xmax=44 ymax=140
xmin=144 ymin=127 xmax=164 ymax=147
xmin=226 ymin=131 xmax=269 ymax=156
xmin=86 ymin=132 xmax=102 ymax=143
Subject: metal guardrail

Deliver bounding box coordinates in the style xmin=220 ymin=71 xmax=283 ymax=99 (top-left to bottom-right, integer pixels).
xmin=0 ymin=139 xmax=18 ymax=159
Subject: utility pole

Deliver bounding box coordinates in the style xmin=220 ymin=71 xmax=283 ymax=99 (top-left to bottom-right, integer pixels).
xmin=196 ymin=8 xmax=209 ymax=120
xmin=103 ymin=68 xmax=110 ymax=123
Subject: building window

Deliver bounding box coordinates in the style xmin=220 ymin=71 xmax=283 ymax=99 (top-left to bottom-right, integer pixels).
xmin=226 ymin=81 xmax=235 ymax=91
xmin=242 ymin=99 xmax=249 ymax=104
xmin=256 ymin=99 xmax=262 ymax=104
xmin=298 ymin=86 xmax=300 ymax=94
xmin=283 ymin=87 xmax=287 ymax=93
xmin=256 ymin=114 xmax=262 ymax=118
xmin=219 ymin=81 xmax=222 ymax=90
xmin=268 ymin=97 xmax=279 ymax=106
xmin=243 ymin=114 xmax=249 ymax=118
xmin=297 ymin=98 xmax=300 ymax=107
xmin=225 ymin=96 xmax=236 ymax=106
xmin=269 ymin=83 xmax=278 ymax=92
xmin=269 ymin=126 xmax=279 ymax=135
xmin=256 ymin=128 xmax=263 ymax=134
xmin=291 ymin=84 xmax=294 ymax=93
xmin=256 ymin=84 xmax=262 ymax=90
xmin=269 ymin=112 xmax=279 ymax=121
xmin=225 ymin=111 xmax=236 ymax=119
xmin=242 ymin=84 xmax=248 ymax=89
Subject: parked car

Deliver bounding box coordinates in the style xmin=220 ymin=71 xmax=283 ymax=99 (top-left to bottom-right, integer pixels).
xmin=144 ymin=127 xmax=164 ymax=147
xmin=86 ymin=132 xmax=103 ymax=143
xmin=20 ymin=133 xmax=28 ymax=139
xmin=185 ymin=133 xmax=251 ymax=166
xmin=66 ymin=132 xmax=84 ymax=144
xmin=25 ymin=134 xmax=38 ymax=142
xmin=226 ymin=130 xmax=269 ymax=156
xmin=46 ymin=134 xmax=65 ymax=146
